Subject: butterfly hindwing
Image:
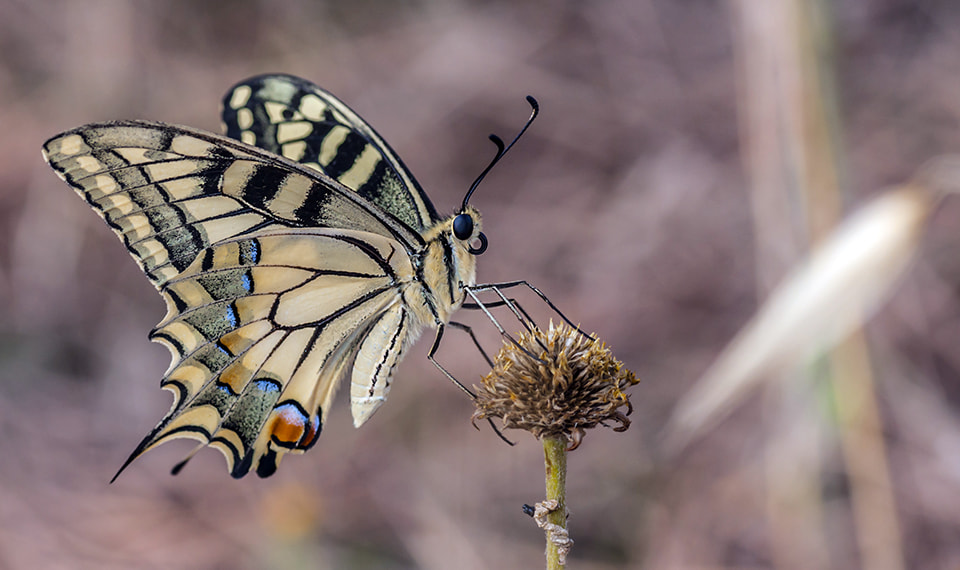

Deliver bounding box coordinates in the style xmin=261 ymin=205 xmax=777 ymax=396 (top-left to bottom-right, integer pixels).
xmin=124 ymin=227 xmax=421 ymax=478
xmin=350 ymin=303 xmax=413 ymax=426
xmin=221 ymin=74 xmax=440 ymax=232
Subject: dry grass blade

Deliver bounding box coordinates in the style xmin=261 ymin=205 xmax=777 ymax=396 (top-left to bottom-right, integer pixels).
xmin=664 ymin=185 xmax=935 ymax=452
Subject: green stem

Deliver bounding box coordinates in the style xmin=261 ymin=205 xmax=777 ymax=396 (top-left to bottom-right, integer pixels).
xmin=543 ymin=435 xmax=568 ymax=569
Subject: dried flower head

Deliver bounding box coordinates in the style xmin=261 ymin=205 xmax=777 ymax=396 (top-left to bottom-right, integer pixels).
xmin=472 ymin=321 xmax=639 ymax=450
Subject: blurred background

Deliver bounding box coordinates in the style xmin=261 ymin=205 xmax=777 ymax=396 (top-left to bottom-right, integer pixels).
xmin=3 ymin=0 xmax=960 ymax=568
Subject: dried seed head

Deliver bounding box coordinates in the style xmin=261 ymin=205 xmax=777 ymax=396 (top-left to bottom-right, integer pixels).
xmin=472 ymin=322 xmax=639 ymax=449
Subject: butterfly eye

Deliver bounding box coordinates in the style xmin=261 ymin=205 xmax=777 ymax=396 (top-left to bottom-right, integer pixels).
xmin=453 ymin=213 xmax=474 ymax=240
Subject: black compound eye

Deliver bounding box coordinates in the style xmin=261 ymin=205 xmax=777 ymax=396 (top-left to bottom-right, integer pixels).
xmin=452 ymin=214 xmax=474 ymax=240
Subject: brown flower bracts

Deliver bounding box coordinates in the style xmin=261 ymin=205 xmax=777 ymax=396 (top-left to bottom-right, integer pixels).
xmin=472 ymin=321 xmax=638 ymax=450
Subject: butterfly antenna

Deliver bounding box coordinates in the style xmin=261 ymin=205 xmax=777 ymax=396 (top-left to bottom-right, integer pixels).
xmin=461 ymin=95 xmax=540 ymax=210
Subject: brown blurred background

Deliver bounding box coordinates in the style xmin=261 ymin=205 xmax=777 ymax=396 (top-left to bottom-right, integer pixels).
xmin=3 ymin=1 xmax=960 ymax=568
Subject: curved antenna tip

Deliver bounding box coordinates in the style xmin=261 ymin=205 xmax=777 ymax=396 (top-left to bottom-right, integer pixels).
xmin=461 ymin=95 xmax=540 ymax=210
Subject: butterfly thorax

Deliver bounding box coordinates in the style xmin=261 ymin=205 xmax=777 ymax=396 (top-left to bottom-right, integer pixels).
xmin=408 ymin=205 xmax=482 ymax=326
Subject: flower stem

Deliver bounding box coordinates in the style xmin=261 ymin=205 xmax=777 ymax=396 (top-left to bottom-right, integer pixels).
xmin=543 ymin=435 xmax=568 ymax=569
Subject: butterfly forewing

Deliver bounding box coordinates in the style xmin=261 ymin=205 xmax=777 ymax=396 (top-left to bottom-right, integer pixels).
xmin=42 ymin=121 xmax=425 ymax=276
xmin=221 ymin=74 xmax=440 ymax=231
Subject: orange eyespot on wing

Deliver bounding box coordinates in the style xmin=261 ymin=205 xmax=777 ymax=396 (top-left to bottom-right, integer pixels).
xmin=269 ymin=402 xmax=322 ymax=451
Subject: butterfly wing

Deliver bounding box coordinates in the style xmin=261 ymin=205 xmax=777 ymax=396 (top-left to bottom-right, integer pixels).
xmin=43 ymin=122 xmax=425 ymax=477
xmin=139 ymin=228 xmax=420 ymax=478
xmin=43 ymin=121 xmax=425 ymax=286
xmin=221 ymin=74 xmax=440 ymax=232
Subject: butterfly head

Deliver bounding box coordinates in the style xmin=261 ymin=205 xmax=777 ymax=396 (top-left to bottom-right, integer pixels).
xmin=452 ymin=206 xmax=487 ymax=255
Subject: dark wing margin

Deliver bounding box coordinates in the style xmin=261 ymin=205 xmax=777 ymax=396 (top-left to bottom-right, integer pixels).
xmin=42 ymin=120 xmax=424 ymax=289
xmin=221 ymin=74 xmax=440 ymax=232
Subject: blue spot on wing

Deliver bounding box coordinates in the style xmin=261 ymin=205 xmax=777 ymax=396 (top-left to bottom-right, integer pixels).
xmin=248 ymin=240 xmax=260 ymax=264
xmin=254 ymin=379 xmax=281 ymax=393
xmin=226 ymin=303 xmax=240 ymax=328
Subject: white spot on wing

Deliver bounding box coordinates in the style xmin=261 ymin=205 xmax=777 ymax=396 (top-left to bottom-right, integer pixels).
xmin=57 ymin=134 xmax=86 ymax=156
xmin=277 ymin=122 xmax=312 ymax=144
xmin=282 ymin=141 xmax=307 ymax=161
xmin=237 ymin=108 xmax=254 ymax=130
xmin=171 ymin=135 xmax=217 ymax=157
xmin=318 ymin=125 xmax=349 ymax=166
xmin=229 ymin=85 xmax=252 ymax=109
xmin=299 ymin=94 xmax=328 ymax=121
xmin=264 ymin=101 xmax=289 ymax=123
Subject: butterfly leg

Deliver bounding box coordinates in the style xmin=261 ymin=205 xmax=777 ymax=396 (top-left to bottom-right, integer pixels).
xmin=427 ymin=324 xmax=477 ymax=399
xmin=468 ymin=280 xmax=595 ymax=341
xmin=463 ymin=296 xmax=538 ymax=333
xmin=463 ymin=289 xmax=545 ymax=363
xmin=428 ymin=323 xmax=515 ymax=446
xmin=487 ymin=298 xmax=553 ymax=351
xmin=474 ymin=291 xmax=549 ymax=352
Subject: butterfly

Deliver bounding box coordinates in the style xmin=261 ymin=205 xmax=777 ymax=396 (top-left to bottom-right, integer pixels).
xmin=43 ymin=74 xmax=539 ymax=478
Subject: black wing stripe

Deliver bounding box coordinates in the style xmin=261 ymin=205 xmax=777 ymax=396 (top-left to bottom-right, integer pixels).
xmin=369 ymin=306 xmax=407 ymax=396
xmin=322 ymin=132 xmax=365 ymax=180
xmin=221 ymin=74 xmax=440 ymax=231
